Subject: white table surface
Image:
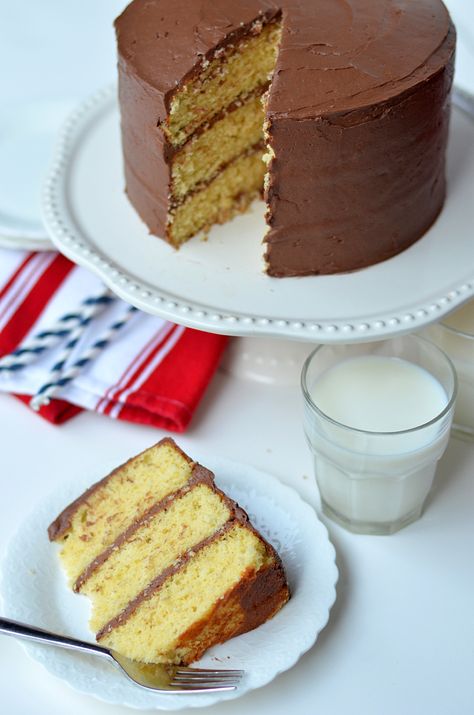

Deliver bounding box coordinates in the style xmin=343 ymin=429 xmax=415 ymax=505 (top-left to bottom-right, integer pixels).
xmin=1 ymin=368 xmax=474 ymax=715
xmin=1 ymin=1 xmax=474 ymax=713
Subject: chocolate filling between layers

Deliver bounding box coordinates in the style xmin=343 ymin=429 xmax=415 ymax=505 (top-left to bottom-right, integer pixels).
xmin=163 ymin=83 xmax=270 ymax=162
xmin=96 ymin=520 xmax=236 ymax=641
xmin=47 ymin=437 xmax=193 ymax=542
xmin=90 ymin=466 xmax=285 ymax=642
xmin=168 ymin=141 xmax=266 ymax=211
xmin=73 ymin=464 xmax=218 ymax=592
xmin=159 ymin=9 xmax=282 ymax=116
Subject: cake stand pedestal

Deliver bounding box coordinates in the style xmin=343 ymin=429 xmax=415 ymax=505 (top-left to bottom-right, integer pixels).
xmin=221 ymin=337 xmax=316 ymax=385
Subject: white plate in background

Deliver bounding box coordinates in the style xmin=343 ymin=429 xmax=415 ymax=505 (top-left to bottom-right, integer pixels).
xmin=0 ymin=99 xmax=72 ymax=250
xmin=0 ymin=0 xmax=125 ymax=251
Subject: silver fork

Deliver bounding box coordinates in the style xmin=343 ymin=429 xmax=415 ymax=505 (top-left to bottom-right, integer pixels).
xmin=0 ymin=617 xmax=243 ymax=693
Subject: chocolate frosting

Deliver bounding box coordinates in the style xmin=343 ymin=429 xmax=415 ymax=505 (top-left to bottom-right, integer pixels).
xmin=47 ymin=437 xmax=192 ymax=542
xmin=73 ymin=463 xmax=217 ymax=592
xmin=94 ymin=463 xmax=286 ymax=642
xmin=115 ymin=2 xmax=280 ymax=119
xmin=48 ymin=437 xmax=290 ymax=659
xmin=115 ymin=0 xmax=455 ymax=276
xmin=116 ymin=0 xmax=452 ymax=120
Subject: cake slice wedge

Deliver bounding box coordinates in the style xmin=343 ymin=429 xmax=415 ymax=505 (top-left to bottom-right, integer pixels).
xmin=48 ymin=438 xmax=289 ymax=665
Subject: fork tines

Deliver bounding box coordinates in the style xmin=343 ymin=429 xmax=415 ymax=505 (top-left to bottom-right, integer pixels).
xmin=170 ymin=667 xmax=244 ymax=691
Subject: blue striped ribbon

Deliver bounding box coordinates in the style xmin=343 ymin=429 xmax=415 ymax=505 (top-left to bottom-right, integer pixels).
xmin=0 ymin=290 xmax=114 ymax=372
xmin=30 ymin=304 xmax=138 ymax=410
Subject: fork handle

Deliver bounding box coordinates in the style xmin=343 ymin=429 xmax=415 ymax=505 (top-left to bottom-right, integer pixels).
xmin=0 ymin=617 xmax=110 ymax=659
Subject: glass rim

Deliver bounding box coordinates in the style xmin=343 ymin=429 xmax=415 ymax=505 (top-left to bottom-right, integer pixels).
xmin=439 ymin=315 xmax=474 ymax=341
xmin=300 ymin=335 xmax=458 ymax=437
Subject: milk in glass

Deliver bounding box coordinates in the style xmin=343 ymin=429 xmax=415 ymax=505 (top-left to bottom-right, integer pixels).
xmin=306 ymin=356 xmax=450 ymax=531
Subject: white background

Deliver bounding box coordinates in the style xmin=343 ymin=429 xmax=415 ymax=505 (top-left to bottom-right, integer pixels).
xmin=1 ymin=1 xmax=474 ymax=714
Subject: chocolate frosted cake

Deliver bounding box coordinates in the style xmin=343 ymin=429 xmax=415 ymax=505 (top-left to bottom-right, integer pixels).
xmin=115 ymin=0 xmax=455 ymax=277
xmin=48 ymin=439 xmax=289 ymax=665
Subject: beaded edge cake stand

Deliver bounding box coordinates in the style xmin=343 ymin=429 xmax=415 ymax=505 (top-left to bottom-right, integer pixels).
xmin=41 ymin=85 xmax=474 ymax=346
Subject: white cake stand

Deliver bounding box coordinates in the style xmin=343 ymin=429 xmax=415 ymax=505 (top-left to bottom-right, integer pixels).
xmin=41 ymin=86 xmax=474 ymax=383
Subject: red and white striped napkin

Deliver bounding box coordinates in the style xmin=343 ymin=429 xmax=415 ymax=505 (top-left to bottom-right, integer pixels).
xmin=0 ymin=249 xmax=228 ymax=430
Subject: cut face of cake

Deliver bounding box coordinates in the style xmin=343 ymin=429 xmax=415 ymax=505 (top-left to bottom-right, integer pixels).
xmin=48 ymin=438 xmax=290 ymax=665
xmin=115 ymin=0 xmax=455 ymax=276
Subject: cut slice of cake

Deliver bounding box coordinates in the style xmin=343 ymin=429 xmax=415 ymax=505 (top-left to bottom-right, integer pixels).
xmin=48 ymin=438 xmax=289 ymax=665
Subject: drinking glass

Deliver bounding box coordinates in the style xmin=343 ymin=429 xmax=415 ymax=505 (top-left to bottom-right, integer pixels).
xmin=424 ymin=316 xmax=474 ymax=441
xmin=301 ymin=336 xmax=457 ymax=535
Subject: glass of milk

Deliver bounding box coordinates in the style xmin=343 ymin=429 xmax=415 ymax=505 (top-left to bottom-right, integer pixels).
xmin=423 ymin=300 xmax=474 ymax=441
xmin=301 ymin=336 xmax=457 ymax=535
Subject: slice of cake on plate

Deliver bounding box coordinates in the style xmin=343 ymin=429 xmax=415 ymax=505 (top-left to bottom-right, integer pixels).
xmin=48 ymin=438 xmax=289 ymax=665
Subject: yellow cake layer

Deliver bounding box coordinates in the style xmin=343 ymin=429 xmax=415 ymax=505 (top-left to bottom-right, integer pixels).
xmin=99 ymin=522 xmax=272 ymax=664
xmin=56 ymin=442 xmax=193 ymax=587
xmin=166 ymin=19 xmax=281 ymax=146
xmin=168 ymin=149 xmax=266 ymax=246
xmin=83 ymin=484 xmax=232 ymax=633
xmin=171 ymin=94 xmax=265 ymax=200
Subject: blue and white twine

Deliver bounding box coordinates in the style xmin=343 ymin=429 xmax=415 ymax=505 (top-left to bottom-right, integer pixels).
xmin=0 ymin=288 xmax=114 ymax=372
xmin=0 ymin=285 xmax=139 ymax=410
xmin=29 ymin=303 xmax=138 ymax=411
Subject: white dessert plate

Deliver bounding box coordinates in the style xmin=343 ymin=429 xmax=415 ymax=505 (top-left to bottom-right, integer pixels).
xmin=0 ymin=455 xmax=338 ymax=710
xmin=0 ymin=99 xmax=73 ymax=251
xmin=42 ymin=86 xmax=474 ymax=343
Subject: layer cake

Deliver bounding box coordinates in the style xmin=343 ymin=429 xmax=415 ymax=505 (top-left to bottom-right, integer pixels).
xmin=48 ymin=438 xmax=289 ymax=665
xmin=115 ymin=0 xmax=455 ymax=276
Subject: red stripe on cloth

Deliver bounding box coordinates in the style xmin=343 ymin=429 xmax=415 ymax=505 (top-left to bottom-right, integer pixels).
xmin=0 ymin=254 xmax=75 ymax=357
xmin=1 ymin=252 xmax=227 ymax=431
xmin=108 ymin=324 xmax=184 ymax=421
xmin=0 ymin=254 xmax=49 ymax=330
xmin=0 ymin=253 xmax=35 ymax=301
xmin=120 ymin=329 xmax=228 ymax=432
xmin=95 ymin=322 xmax=171 ymax=414
xmin=101 ymin=323 xmax=177 ymax=417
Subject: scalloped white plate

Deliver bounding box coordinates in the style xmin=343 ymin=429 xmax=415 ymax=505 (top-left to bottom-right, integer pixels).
xmin=42 ymin=86 xmax=474 ymax=343
xmin=0 ymin=455 xmax=338 ymax=710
